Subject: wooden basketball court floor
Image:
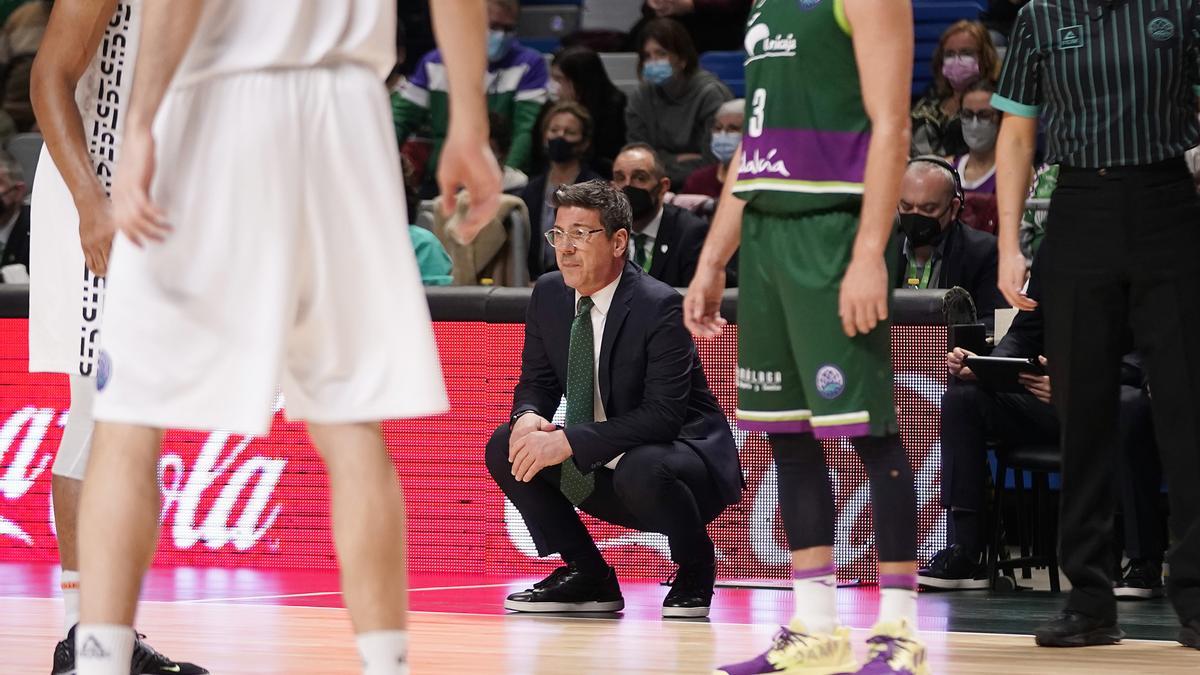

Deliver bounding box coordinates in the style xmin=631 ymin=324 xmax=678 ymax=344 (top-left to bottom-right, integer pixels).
xmin=2 ymin=563 xmax=1198 ymax=673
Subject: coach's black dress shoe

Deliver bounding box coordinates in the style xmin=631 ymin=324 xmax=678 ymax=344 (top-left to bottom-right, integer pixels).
xmin=663 ymin=561 xmax=716 ymax=618
xmin=503 ymin=563 xmax=624 ymax=613
xmin=1179 ymin=618 xmax=1200 ymax=649
xmin=1034 ymin=610 xmax=1124 ymax=647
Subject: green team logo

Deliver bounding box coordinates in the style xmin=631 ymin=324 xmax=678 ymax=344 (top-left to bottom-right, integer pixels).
xmin=1058 ymin=25 xmax=1083 ymax=50
xmin=1148 ymin=18 xmax=1175 ymax=42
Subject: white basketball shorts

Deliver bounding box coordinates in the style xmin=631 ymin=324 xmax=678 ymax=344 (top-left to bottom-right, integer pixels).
xmin=93 ymin=63 xmax=447 ymax=436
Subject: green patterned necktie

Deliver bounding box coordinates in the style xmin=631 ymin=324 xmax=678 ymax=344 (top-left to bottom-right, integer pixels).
xmin=634 ymin=233 xmax=649 ymax=270
xmin=561 ymin=296 xmax=597 ymax=505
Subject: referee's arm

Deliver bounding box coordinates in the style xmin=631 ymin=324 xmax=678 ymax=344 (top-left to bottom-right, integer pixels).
xmin=991 ymin=9 xmax=1041 ymax=311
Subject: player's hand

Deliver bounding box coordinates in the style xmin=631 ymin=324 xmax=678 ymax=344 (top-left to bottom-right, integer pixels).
xmin=78 ymin=200 xmax=115 ymax=277
xmin=111 ymin=127 xmax=170 ymax=247
xmin=508 ymin=413 xmax=555 ymax=460
xmin=1019 ymin=355 xmax=1051 ymax=404
xmin=684 ymin=264 xmax=727 ymax=338
xmin=948 ymin=347 xmax=977 ymax=381
xmin=510 ymin=429 xmax=573 ymax=482
xmin=437 ymin=125 xmax=501 ymax=246
xmin=998 ymin=249 xmax=1036 ymax=311
xmin=838 ymin=255 xmax=888 ymax=337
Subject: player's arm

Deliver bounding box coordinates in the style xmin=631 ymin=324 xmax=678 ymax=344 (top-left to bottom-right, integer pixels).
xmin=841 ymin=0 xmax=912 ymax=337
xmin=30 ymin=0 xmax=119 ymax=275
xmin=431 ymin=0 xmax=502 ymax=244
xmin=683 ymin=142 xmax=743 ymax=337
xmin=109 ymin=0 xmax=204 ymax=245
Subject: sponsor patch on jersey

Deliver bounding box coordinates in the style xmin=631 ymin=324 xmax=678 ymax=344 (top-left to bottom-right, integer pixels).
xmin=96 ymin=350 xmax=112 ymax=392
xmin=1058 ymin=25 xmax=1084 ymax=50
xmin=815 ymin=364 xmax=845 ymax=400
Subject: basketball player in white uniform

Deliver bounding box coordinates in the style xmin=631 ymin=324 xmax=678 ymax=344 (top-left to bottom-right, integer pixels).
xmin=30 ymin=1 xmax=205 ymax=672
xmin=72 ymin=1 xmax=500 ymax=674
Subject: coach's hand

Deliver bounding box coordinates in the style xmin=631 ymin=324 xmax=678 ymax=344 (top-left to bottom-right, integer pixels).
xmin=684 ymin=264 xmax=727 ymax=338
xmin=79 ymin=201 xmax=115 ymax=277
xmin=438 ymin=126 xmax=501 ymax=246
xmin=839 ymin=255 xmax=889 ymax=337
xmin=111 ymin=127 xmax=170 ymax=247
xmin=510 ymin=429 xmax=573 ymax=483
xmin=509 ymin=413 xmax=555 ymax=459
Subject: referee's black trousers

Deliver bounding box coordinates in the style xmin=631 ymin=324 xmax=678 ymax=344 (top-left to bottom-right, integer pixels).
xmin=1043 ymin=158 xmax=1200 ymax=624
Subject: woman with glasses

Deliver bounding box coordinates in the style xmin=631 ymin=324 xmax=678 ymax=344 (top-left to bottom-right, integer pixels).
xmin=952 ymin=80 xmax=1001 ymax=233
xmin=910 ymin=20 xmax=1001 ymax=158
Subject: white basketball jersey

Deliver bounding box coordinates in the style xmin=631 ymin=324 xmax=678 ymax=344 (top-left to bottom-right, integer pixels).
xmin=28 ymin=1 xmax=141 ymax=375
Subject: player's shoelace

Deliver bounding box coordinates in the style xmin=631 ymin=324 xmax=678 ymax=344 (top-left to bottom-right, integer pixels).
xmin=764 ymin=627 xmax=833 ymax=666
xmin=864 ymin=633 xmax=918 ymax=666
xmin=131 ymin=633 xmax=172 ymax=670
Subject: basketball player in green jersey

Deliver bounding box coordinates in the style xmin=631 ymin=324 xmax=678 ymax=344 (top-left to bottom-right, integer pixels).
xmin=685 ymin=1 xmax=927 ymax=674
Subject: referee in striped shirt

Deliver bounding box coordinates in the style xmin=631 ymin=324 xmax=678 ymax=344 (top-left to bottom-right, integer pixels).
xmin=993 ymin=0 xmax=1200 ymax=650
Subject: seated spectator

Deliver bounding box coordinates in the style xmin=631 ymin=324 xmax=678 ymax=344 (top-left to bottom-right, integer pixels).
xmin=911 ymin=20 xmax=1000 ymax=157
xmin=542 ymin=46 xmax=627 ymax=176
xmin=487 ymin=180 xmax=742 ymax=617
xmin=0 ymin=0 xmax=47 ymax=64
xmin=523 ymin=101 xmax=605 ymax=280
xmin=489 ymin=111 xmax=529 ymax=192
xmin=954 ymin=80 xmax=1000 ymax=233
xmin=626 ymin=18 xmax=732 ymax=190
xmin=0 ymin=151 xmax=26 ymax=279
xmin=922 ymin=252 xmax=1165 ymax=598
xmin=613 ymin=143 xmax=728 ymax=288
xmin=633 ymin=0 xmax=752 ymax=53
xmin=401 ymin=155 xmax=452 ymax=286
xmin=681 ymin=98 xmax=743 ymax=200
xmin=894 ymin=157 xmax=1007 ymax=329
xmin=394 ymin=0 xmax=547 ymax=186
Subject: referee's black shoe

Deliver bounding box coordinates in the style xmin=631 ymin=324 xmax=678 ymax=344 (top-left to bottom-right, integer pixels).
xmin=1033 ymin=610 xmax=1124 ymax=647
xmin=52 ymin=624 xmax=210 ymax=674
xmin=1179 ymin=618 xmax=1200 ymax=650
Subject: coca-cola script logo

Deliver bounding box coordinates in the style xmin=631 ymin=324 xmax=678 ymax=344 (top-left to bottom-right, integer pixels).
xmin=0 ymin=407 xmax=59 ymax=545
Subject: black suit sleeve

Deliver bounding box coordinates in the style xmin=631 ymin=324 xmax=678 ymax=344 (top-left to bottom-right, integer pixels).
xmin=564 ymin=292 xmax=695 ymax=470
xmin=971 ymin=238 xmax=1007 ymax=331
xmin=511 ymin=284 xmax=563 ymax=419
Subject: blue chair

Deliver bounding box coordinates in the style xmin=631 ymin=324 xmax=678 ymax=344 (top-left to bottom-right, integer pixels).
xmin=699 ymin=50 xmax=745 ymax=98
xmin=912 ymin=1 xmax=986 ymax=97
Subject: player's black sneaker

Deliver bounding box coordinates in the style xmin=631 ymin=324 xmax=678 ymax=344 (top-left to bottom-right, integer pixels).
xmin=52 ymin=625 xmax=210 ymax=674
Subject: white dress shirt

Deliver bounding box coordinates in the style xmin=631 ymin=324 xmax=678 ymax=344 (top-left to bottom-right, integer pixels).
xmin=574 ymin=272 xmax=623 ymax=468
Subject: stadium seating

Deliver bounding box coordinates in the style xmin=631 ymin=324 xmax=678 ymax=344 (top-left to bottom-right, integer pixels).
xmin=698 ymin=51 xmax=744 ymax=97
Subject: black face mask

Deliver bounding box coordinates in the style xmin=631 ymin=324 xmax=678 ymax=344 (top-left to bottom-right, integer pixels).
xmin=623 ymin=185 xmax=658 ymax=221
xmin=897 ymin=207 xmax=950 ymax=247
xmin=546 ymin=137 xmax=578 ymax=163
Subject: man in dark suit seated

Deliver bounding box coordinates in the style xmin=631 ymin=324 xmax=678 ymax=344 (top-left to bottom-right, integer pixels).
xmin=893 ymin=156 xmax=1007 ymax=329
xmin=0 ymin=156 xmax=28 ymax=277
xmin=921 ymin=252 xmax=1165 ymax=600
xmin=612 ymin=142 xmax=736 ymax=288
xmin=485 ymin=180 xmax=742 ymax=618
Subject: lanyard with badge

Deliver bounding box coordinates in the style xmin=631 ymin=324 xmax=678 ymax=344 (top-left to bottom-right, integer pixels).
xmin=905 ymin=257 xmax=933 ymax=289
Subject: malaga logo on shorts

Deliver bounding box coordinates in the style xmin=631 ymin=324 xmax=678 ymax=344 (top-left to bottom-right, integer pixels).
xmin=815 ymin=364 xmax=845 ymax=399
xmin=96 ymin=350 xmax=112 ymax=392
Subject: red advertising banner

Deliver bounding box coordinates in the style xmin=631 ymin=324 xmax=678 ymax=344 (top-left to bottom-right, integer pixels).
xmin=0 ymin=319 xmax=947 ymax=581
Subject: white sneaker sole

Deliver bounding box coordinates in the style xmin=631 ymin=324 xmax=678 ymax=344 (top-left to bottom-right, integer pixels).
xmin=1115 ymin=586 xmax=1164 ymax=600
xmin=503 ymin=598 xmax=624 ymax=613
xmin=662 ymin=604 xmax=711 ymax=618
xmin=918 ymin=575 xmax=989 ymax=590
xmin=712 ymin=658 xmax=858 ymax=675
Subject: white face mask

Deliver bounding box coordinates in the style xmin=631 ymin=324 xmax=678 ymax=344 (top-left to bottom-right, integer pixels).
xmin=962 ymin=117 xmax=998 ymax=153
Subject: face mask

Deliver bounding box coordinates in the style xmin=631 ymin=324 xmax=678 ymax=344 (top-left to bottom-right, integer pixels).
xmin=642 ymin=59 xmax=674 ymax=86
xmin=961 ymin=117 xmax=998 ymax=153
xmin=547 ymin=78 xmax=561 ymax=102
xmin=487 ymin=30 xmax=513 ymax=62
xmin=941 ymin=55 xmax=980 ymax=90
xmin=623 ymin=185 xmax=658 ymax=221
xmin=546 ymin=137 xmax=578 ymax=163
xmin=711 ymin=131 xmax=741 ymax=164
xmin=897 ymin=209 xmax=950 ymax=247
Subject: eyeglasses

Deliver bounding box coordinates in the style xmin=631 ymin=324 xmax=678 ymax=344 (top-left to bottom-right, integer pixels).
xmin=544 ymin=227 xmax=605 ymax=249
xmin=960 ymin=109 xmax=997 ymax=123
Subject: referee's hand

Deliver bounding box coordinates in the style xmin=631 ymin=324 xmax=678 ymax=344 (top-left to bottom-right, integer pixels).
xmin=998 ymin=250 xmax=1037 ymax=311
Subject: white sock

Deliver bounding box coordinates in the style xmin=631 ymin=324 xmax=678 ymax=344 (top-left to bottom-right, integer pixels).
xmin=878 ymin=587 xmax=918 ymax=626
xmin=791 ymin=564 xmax=838 ymax=635
xmin=357 ymin=630 xmax=409 ymax=675
xmin=75 ymin=624 xmax=134 ymax=675
xmin=61 ymin=569 xmax=80 ymax=636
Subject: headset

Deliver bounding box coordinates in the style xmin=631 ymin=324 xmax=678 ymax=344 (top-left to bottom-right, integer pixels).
xmin=907 ymin=155 xmax=965 ymax=219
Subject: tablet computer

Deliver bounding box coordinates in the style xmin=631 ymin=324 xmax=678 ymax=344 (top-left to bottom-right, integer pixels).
xmin=963 ymin=356 xmax=1045 ymax=394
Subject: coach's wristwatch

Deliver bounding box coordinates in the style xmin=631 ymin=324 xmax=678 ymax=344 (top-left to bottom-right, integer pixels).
xmin=509 ymin=409 xmax=540 ymax=430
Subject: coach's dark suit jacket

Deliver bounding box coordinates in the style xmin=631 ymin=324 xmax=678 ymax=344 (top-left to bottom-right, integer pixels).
xmin=893 ymin=219 xmax=1008 ymax=329
xmin=511 ymin=259 xmax=742 ymax=505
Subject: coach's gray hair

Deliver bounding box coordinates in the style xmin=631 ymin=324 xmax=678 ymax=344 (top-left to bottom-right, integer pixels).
xmin=907 ymin=156 xmax=958 ymax=204
xmin=552 ymin=179 xmax=632 ymax=236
